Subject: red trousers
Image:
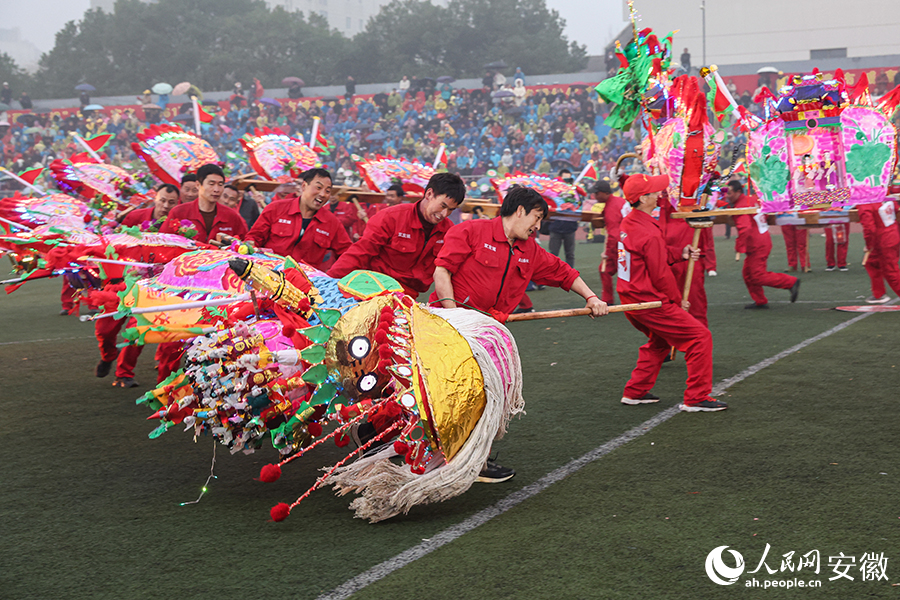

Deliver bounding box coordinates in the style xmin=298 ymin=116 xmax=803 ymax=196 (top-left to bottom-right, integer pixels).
xmin=671 ymin=262 xmax=708 ymax=328
xmin=61 ymin=281 xmax=75 ymax=312
xmin=781 ymin=225 xmax=809 ymax=269
xmin=599 ymin=250 xmax=618 ymax=304
xmin=155 ymin=342 xmax=185 ymax=383
xmin=864 ymin=241 xmax=900 ymax=298
xmin=620 ymin=297 xmax=714 ymax=404
xmin=518 ymin=293 xmax=533 ymax=310
xmin=824 ymin=224 xmax=849 ymax=268
xmin=95 ymin=316 xmax=143 ymax=378
xmin=743 ymin=248 xmax=798 ymax=305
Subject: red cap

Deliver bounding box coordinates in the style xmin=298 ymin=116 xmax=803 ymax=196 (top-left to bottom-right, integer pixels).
xmin=623 ymin=173 xmax=669 ymax=204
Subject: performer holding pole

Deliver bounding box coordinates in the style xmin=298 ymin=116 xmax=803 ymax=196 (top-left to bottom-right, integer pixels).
xmin=616 ymin=174 xmax=727 ymax=412
xmin=431 ymin=185 xmax=610 ymax=481
xmin=728 ymin=181 xmax=800 ymax=308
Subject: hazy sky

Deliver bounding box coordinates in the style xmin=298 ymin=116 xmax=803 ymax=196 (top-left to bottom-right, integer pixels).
xmin=5 ymin=0 xmax=626 ymax=56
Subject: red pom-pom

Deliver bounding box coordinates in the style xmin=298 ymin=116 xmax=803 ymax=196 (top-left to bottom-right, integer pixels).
xmin=282 ymin=325 xmax=295 ymax=339
xmin=393 ymin=441 xmax=410 ymax=455
xmin=376 ymin=359 xmax=392 ymax=374
xmin=270 ymin=502 xmax=290 ymax=522
xmin=374 ymin=330 xmax=388 ymax=343
xmin=257 ymin=463 xmax=282 ymax=482
xmin=335 ymin=432 xmax=350 ymax=447
xmin=307 ymin=421 xmax=323 ymax=437
xmin=378 ymin=345 xmax=393 ymax=358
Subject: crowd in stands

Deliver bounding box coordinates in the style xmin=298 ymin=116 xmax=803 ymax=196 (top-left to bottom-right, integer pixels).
xmin=0 ymin=77 xmax=651 ymax=195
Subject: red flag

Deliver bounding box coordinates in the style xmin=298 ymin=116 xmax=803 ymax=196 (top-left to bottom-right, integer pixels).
xmin=581 ymin=162 xmax=598 ymax=180
xmin=313 ymin=131 xmax=333 ymax=154
xmin=197 ymin=103 xmax=215 ymax=123
xmin=85 ymin=133 xmax=113 ymax=153
xmin=848 ymin=73 xmax=870 ymax=104
xmin=18 ymin=167 xmax=45 ymax=185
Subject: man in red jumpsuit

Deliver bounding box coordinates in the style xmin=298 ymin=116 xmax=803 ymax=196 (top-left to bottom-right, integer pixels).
xmin=859 ymin=199 xmax=900 ymax=303
xmin=729 ymin=181 xmax=800 ymax=309
xmin=119 ymin=183 xmax=180 ymax=229
xmin=93 ymin=183 xmax=181 ymax=387
xmin=781 ymin=223 xmax=810 ymax=272
xmin=617 ymin=174 xmax=727 ymax=412
xmin=432 ymin=185 xmax=609 ymax=480
xmin=824 ymin=222 xmax=850 ymax=272
xmin=328 ymin=173 xmax=466 ymax=298
xmin=157 ymin=164 xmax=248 ymax=383
xmin=160 ymin=164 xmax=248 ymax=242
xmin=597 ymin=180 xmax=630 ymax=305
xmin=246 ymin=168 xmax=352 ymax=271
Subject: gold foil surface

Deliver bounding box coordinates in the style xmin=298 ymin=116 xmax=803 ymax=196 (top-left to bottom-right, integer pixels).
xmin=324 ymin=295 xmax=392 ymax=402
xmin=410 ymin=305 xmax=486 ymax=462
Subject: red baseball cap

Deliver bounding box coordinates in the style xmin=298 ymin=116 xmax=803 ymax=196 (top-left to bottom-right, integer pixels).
xmin=623 ymin=173 xmax=669 ymax=204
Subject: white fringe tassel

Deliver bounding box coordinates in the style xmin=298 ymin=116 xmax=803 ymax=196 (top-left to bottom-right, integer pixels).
xmin=325 ymin=307 xmax=524 ymax=522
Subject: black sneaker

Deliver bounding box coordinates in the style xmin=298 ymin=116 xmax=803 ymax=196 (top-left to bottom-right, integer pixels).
xmin=681 ymin=399 xmax=728 ymax=412
xmin=621 ymin=393 xmax=660 ymax=405
xmin=112 ymin=377 xmax=139 ymax=388
xmin=824 ymin=266 xmax=835 ymax=272
xmin=744 ymin=303 xmax=768 ymax=309
xmin=790 ymin=280 xmax=801 ymax=303
xmin=512 ymin=307 xmax=534 ymax=314
xmin=59 ymin=309 xmax=70 ymax=316
xmin=477 ymin=460 xmax=515 ymax=483
xmin=839 ymin=266 xmax=849 ymax=272
xmin=95 ymin=360 xmax=113 ymax=378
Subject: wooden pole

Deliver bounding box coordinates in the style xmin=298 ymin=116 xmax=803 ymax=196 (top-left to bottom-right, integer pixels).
xmin=505 ymin=301 xmax=661 ymax=322
xmin=670 ymin=220 xmax=712 ymax=359
xmin=349 ymin=196 xmax=369 ymax=223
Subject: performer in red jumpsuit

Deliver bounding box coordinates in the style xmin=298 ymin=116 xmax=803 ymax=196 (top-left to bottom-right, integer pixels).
xmin=329 ymin=173 xmax=465 ymax=298
xmin=617 ymin=174 xmax=727 ymax=412
xmin=158 ymin=164 xmax=247 ymax=383
xmin=824 ymin=222 xmax=850 ymax=272
xmin=728 ymin=181 xmax=800 ymax=308
xmin=432 ymin=185 xmax=608 ymax=480
xmin=781 ymin=223 xmax=810 ymax=272
xmin=859 ymin=199 xmax=900 ymax=303
xmin=246 ymin=168 xmax=352 ymax=271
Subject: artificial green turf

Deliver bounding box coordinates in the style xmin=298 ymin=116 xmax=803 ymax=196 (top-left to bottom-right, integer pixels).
xmin=1 ymin=231 xmax=896 ymax=599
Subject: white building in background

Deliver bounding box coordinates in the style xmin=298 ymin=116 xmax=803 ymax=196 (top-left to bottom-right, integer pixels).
xmin=626 ymin=0 xmax=900 ymax=66
xmin=0 ymin=28 xmax=42 ymax=72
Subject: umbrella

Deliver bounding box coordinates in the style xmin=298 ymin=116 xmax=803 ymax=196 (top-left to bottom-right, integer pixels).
xmin=757 ymin=66 xmax=779 ymax=74
xmin=75 ymin=83 xmax=96 ymax=92
xmin=0 ymin=102 xmax=11 ymax=111
xmin=172 ymin=81 xmax=191 ymax=96
xmin=492 ymin=90 xmax=514 ymax=98
xmin=366 ymin=131 xmax=389 ymax=141
xmin=282 ymin=77 xmax=305 ymax=87
xmin=550 ymin=158 xmax=575 ymax=169
xmin=24 ymin=126 xmax=43 ymax=134
xmin=484 ymin=60 xmax=508 ymax=70
xmin=202 ymin=99 xmax=219 ymax=106
xmin=319 ymin=96 xmax=340 ymax=103
xmin=152 ymin=82 xmax=173 ymax=95
xmin=259 ymin=97 xmax=281 ymax=107
xmin=15 ymin=114 xmax=36 ymax=124
xmin=437 ymin=76 xmax=455 ymax=84
xmin=83 ymin=104 xmax=104 ymax=111
xmin=170 ymin=113 xmax=194 ymax=122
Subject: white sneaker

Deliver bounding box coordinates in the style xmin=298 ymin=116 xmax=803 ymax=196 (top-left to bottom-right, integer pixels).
xmin=707 ymin=270 xmax=717 ymax=277
xmin=866 ymin=295 xmax=891 ymax=304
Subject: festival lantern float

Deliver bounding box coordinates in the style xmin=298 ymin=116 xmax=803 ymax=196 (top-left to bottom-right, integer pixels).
xmin=355 ymin=155 xmax=435 ymax=195
xmin=132 ymin=124 xmax=222 ymax=185
xmin=239 ymin=127 xmax=320 ymax=183
xmin=744 ymin=71 xmax=899 ymax=214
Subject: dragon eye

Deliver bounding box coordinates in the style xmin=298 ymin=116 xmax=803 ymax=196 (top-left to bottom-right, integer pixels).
xmin=349 ymin=336 xmax=371 ymax=360
xmin=357 ymin=372 xmax=378 ymax=393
